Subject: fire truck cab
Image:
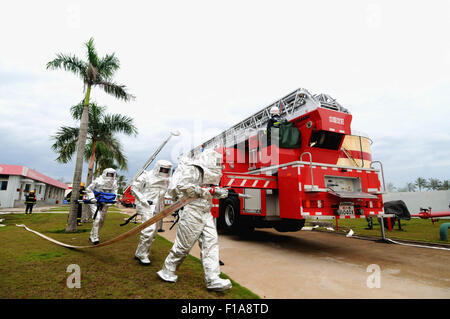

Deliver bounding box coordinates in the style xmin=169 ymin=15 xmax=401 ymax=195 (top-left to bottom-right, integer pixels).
xmin=188 ymin=88 xmax=385 ymax=234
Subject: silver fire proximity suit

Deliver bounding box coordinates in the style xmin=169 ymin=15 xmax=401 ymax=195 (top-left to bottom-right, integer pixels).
xmin=132 ymin=160 xmax=172 ymax=265
xmin=157 ymin=149 xmax=232 ymax=291
xmin=86 ymin=168 xmax=118 ymax=244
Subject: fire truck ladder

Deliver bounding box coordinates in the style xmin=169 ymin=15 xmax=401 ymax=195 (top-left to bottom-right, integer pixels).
xmin=341 ymin=147 xmax=360 ymax=167
xmin=188 ymin=88 xmax=350 ymax=158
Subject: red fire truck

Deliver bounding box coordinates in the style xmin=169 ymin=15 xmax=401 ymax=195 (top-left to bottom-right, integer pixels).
xmin=119 ymin=189 xmax=135 ymax=207
xmin=186 ymin=88 xmax=386 ymax=233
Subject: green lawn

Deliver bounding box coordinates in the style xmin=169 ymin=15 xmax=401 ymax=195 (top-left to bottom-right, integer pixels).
xmin=322 ymin=217 xmax=450 ymax=244
xmin=42 ymin=204 xmax=121 ymax=212
xmin=0 ymin=213 xmax=259 ymax=299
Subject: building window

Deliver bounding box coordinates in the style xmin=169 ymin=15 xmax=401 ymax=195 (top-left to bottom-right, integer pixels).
xmin=24 ymin=184 xmax=31 ymax=193
xmin=0 ymin=181 xmax=7 ymax=191
xmin=39 ymin=185 xmax=42 ymax=194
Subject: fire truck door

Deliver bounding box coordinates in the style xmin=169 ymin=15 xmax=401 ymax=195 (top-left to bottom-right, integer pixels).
xmin=278 ymin=166 xmax=301 ymax=219
xmin=243 ymin=188 xmax=261 ymax=214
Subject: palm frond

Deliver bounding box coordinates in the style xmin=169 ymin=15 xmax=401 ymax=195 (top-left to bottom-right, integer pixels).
xmin=102 ymin=113 xmax=138 ymax=136
xmin=97 ymin=53 xmax=120 ymax=80
xmin=95 ymin=142 xmax=120 ymax=173
xmin=46 ymin=54 xmax=87 ymax=80
xmin=70 ymin=101 xmax=106 ymax=122
xmin=51 ymin=126 xmax=79 ymax=163
xmin=84 ymin=140 xmax=99 ymax=162
xmin=96 ymin=137 xmax=128 ymax=171
xmin=54 ymin=141 xmax=77 ymax=163
xmin=97 ymin=81 xmax=135 ymax=101
xmin=85 ymin=37 xmax=99 ymax=68
xmin=106 ymin=137 xmax=128 ymax=170
xmin=51 ymin=126 xmax=79 ymax=148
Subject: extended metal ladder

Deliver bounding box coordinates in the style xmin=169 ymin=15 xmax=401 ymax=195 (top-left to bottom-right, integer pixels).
xmin=188 ymin=88 xmax=350 ymax=158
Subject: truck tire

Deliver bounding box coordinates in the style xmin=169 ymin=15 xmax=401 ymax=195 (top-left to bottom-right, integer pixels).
xmin=274 ymin=219 xmax=306 ymax=232
xmin=218 ymin=196 xmax=254 ymax=235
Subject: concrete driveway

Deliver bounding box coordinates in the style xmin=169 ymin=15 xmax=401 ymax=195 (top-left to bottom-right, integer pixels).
xmin=158 ymin=219 xmax=450 ymax=299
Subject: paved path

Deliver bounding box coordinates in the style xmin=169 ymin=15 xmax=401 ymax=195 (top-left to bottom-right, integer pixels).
xmin=158 ymin=219 xmax=450 ymax=299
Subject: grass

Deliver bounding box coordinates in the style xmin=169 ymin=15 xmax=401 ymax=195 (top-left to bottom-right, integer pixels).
xmin=319 ymin=217 xmax=450 ymax=244
xmin=0 ymin=213 xmax=259 ymax=299
xmin=42 ymin=204 xmax=121 ymax=212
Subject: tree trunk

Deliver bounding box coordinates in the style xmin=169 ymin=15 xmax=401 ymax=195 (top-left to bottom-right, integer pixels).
xmin=86 ymin=140 xmax=96 ymax=186
xmin=81 ymin=140 xmax=96 ymax=222
xmin=66 ymin=85 xmax=91 ymax=232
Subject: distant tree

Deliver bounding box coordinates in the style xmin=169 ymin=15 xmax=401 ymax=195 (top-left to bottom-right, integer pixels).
xmin=426 ymin=178 xmax=442 ymax=191
xmin=116 ymin=175 xmax=128 ymax=194
xmin=415 ymin=177 xmax=427 ymax=191
xmin=386 ymin=182 xmax=397 ymax=192
xmin=439 ymin=180 xmax=450 ymax=190
xmin=406 ymin=182 xmax=416 ymax=192
xmin=93 ymin=148 xmax=121 ymax=177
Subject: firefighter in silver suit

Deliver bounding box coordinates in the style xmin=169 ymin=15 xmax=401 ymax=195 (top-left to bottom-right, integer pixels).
xmin=157 ymin=149 xmax=231 ymax=291
xmin=132 ymin=160 xmax=172 ymax=265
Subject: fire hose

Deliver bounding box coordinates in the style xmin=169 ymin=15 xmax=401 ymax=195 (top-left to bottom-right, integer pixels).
xmin=119 ymin=200 xmax=153 ymax=227
xmin=382 ymin=238 xmax=450 ymax=251
xmin=16 ymin=196 xmax=197 ymax=249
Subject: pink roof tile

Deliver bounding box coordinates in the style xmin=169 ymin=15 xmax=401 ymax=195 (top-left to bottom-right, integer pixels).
xmin=0 ymin=164 xmax=68 ymax=189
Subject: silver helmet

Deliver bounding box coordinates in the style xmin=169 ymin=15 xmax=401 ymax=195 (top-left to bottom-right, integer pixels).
xmin=194 ymin=149 xmax=223 ymax=185
xmin=101 ymin=168 xmax=117 ymax=189
xmin=153 ymin=160 xmax=172 ymax=178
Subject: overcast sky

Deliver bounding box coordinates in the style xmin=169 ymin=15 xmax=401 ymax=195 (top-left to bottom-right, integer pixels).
xmin=1 ymin=0 xmax=449 ymax=189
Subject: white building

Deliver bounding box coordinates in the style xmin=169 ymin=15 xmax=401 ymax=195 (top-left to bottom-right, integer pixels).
xmin=384 ymin=190 xmax=450 ymax=214
xmin=0 ymin=164 xmax=68 ymax=208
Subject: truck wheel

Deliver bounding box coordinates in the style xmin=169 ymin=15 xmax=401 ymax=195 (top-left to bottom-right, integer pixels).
xmin=274 ymin=219 xmax=306 ymax=232
xmin=218 ymin=196 xmax=254 ymax=234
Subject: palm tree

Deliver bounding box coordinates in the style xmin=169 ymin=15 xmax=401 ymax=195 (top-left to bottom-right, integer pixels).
xmin=70 ymin=102 xmax=137 ymax=185
xmin=47 ymin=38 xmax=134 ymax=232
xmin=52 ymin=103 xmax=137 ymax=222
xmin=116 ymin=175 xmax=128 ymax=194
xmin=406 ymin=182 xmax=416 ymax=192
xmin=426 ymin=178 xmax=442 ymax=191
xmin=52 ymin=102 xmax=137 ymax=181
xmin=441 ymin=180 xmax=450 ymax=190
xmin=415 ymin=177 xmax=427 ymax=192
xmin=386 ymin=182 xmax=396 ymax=192
xmin=92 ymin=139 xmax=124 ymax=176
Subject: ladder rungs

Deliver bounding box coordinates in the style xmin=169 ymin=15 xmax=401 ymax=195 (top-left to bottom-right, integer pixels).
xmin=188 ymin=88 xmax=349 ymax=157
